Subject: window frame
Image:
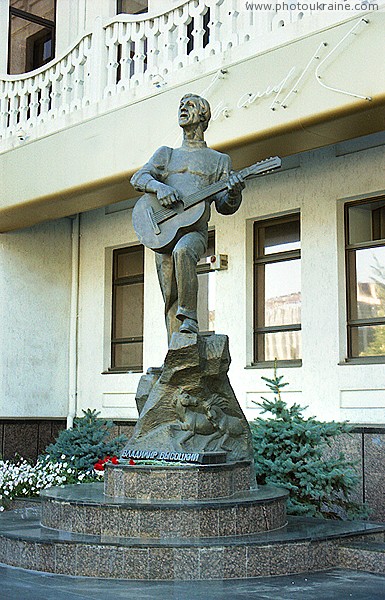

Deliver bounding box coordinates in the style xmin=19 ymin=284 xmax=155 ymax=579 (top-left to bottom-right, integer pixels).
xmin=8 ymin=1 xmax=56 ymax=74
xmin=252 ymin=214 xmax=302 ymax=366
xmin=116 ymin=0 xmax=148 ymax=15
xmin=110 ymin=245 xmax=144 ymax=373
xmin=345 ymin=197 xmax=385 ymax=361
xmin=196 ymin=229 xmax=216 ymax=336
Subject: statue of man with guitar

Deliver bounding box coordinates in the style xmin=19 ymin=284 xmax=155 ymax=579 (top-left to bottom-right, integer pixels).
xmin=131 ymin=93 xmax=281 ymax=343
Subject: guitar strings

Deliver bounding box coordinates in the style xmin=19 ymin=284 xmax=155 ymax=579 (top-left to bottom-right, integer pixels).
xmin=153 ymin=180 xmax=227 ymax=223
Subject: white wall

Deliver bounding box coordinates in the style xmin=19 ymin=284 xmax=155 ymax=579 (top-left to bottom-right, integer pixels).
xmin=1 ymin=139 xmax=383 ymax=424
xmin=0 ymin=1 xmax=383 ymax=427
xmin=0 ymin=219 xmax=72 ymax=417
xmin=76 ymin=206 xmax=166 ymax=420
xmin=75 ymin=141 xmax=385 ymax=425
xmin=148 ymin=0 xmax=176 ymax=12
xmin=240 ymin=143 xmax=385 ymax=424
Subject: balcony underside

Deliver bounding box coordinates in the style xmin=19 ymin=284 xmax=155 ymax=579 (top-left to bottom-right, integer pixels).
xmin=0 ymin=10 xmax=384 ymax=232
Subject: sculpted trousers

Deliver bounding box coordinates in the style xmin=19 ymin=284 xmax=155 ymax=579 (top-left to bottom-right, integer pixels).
xmin=155 ymin=230 xmax=207 ymax=342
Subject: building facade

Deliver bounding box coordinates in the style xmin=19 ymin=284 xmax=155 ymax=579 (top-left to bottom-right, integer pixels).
xmin=0 ymin=0 xmax=385 ymax=488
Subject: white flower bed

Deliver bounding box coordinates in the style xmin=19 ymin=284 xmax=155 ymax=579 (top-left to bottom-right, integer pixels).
xmin=0 ymin=455 xmax=102 ymax=510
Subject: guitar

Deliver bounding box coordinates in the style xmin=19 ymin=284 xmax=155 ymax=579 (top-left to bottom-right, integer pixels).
xmin=132 ymin=156 xmax=281 ymax=252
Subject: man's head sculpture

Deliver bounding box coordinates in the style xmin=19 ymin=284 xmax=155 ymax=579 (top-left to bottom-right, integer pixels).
xmin=179 ymin=93 xmax=211 ymax=131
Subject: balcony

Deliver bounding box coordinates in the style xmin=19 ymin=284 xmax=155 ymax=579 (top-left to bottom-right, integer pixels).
xmin=0 ymin=0 xmax=378 ymax=150
xmin=0 ymin=0 xmax=383 ymax=231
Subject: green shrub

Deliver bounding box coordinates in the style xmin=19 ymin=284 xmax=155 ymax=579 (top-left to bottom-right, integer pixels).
xmin=250 ymin=367 xmax=368 ymax=520
xmin=45 ymin=409 xmax=127 ymax=472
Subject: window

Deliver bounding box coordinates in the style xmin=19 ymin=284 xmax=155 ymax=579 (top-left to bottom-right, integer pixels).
xmin=253 ymin=215 xmax=301 ymax=363
xmin=117 ymin=0 xmax=148 ymax=14
xmin=197 ymin=230 xmax=215 ymax=335
xmin=345 ymin=198 xmax=385 ymax=359
xmin=8 ymin=0 xmax=56 ymax=74
xmin=111 ymin=246 xmax=144 ymax=371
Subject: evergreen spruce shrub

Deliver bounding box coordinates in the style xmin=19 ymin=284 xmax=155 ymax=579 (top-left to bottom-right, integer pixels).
xmin=250 ymin=368 xmax=368 ymax=520
xmin=45 ymin=409 xmax=127 ymax=472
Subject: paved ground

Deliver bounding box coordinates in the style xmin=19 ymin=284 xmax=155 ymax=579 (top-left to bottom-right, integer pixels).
xmin=0 ymin=566 xmax=384 ymax=600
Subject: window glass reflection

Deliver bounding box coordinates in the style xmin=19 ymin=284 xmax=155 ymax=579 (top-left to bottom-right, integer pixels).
xmin=262 ymin=259 xmax=301 ymax=327
xmin=254 ymin=215 xmax=301 ymax=363
xmin=111 ymin=246 xmax=144 ymax=370
xmin=353 ymin=247 xmax=385 ymax=321
xmin=117 ymin=0 xmax=148 ymax=14
xmin=11 ymin=0 xmax=55 ymax=20
xmin=116 ymin=248 xmax=144 ymax=278
xmin=258 ymin=331 xmax=302 ymax=361
xmin=8 ymin=1 xmax=55 ymax=74
xmin=113 ymin=342 xmax=143 ymax=370
xmin=114 ymin=283 xmax=144 ymax=339
xmin=262 ymin=219 xmax=300 ymax=255
xmin=348 ymin=201 xmax=385 ymax=245
xmin=351 ymin=325 xmax=385 ymax=357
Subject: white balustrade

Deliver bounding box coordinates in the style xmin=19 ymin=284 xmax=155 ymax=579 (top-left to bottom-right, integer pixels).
xmin=0 ymin=32 xmax=92 ymax=143
xmin=0 ymin=0 xmax=354 ymax=148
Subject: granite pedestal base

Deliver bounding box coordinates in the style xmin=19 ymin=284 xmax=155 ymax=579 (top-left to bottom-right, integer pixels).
xmin=41 ymin=461 xmax=287 ymax=539
xmin=0 ymin=509 xmax=384 ymax=580
xmin=40 ymin=482 xmax=287 ymax=539
xmin=0 ymin=460 xmax=384 ymax=580
xmin=104 ymin=460 xmax=255 ymax=500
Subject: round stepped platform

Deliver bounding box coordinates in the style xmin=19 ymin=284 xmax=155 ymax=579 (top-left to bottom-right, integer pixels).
xmin=0 ymin=507 xmax=384 ymax=579
xmin=41 ymin=482 xmax=287 ymax=538
xmin=2 ymin=459 xmax=384 ymax=579
xmin=41 ymin=461 xmax=287 ymax=538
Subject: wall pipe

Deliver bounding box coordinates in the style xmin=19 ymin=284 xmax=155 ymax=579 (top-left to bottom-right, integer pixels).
xmin=67 ymin=214 xmax=80 ymax=429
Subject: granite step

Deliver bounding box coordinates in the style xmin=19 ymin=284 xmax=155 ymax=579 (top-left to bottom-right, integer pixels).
xmin=40 ymin=482 xmax=288 ymax=538
xmin=338 ymin=539 xmax=385 ymax=575
xmin=104 ymin=460 xmax=255 ymax=501
xmin=0 ymin=506 xmax=384 ymax=580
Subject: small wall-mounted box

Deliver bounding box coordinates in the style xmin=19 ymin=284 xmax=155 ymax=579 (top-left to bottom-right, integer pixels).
xmin=205 ymin=254 xmax=228 ymax=271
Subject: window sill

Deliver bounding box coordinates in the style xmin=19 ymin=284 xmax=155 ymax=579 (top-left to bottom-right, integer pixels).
xmin=339 ymin=357 xmax=385 ymax=366
xmin=245 ymin=360 xmax=302 ymax=369
xmin=102 ymin=369 xmax=143 ymax=375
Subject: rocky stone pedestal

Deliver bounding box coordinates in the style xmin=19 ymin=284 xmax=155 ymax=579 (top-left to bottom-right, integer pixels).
xmin=121 ymin=333 xmax=254 ymax=464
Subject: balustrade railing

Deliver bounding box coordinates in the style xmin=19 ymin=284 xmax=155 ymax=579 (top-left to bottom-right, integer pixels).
xmin=0 ymin=0 xmax=325 ymax=147
xmin=102 ymin=0 xmax=309 ymax=97
xmin=0 ymin=33 xmax=93 ymax=143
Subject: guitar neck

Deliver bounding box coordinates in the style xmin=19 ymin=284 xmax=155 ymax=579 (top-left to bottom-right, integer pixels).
xmin=183 ymin=178 xmax=230 ymax=210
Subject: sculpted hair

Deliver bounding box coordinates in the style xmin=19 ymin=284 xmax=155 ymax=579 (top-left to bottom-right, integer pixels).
xmin=181 ymin=93 xmax=211 ymax=130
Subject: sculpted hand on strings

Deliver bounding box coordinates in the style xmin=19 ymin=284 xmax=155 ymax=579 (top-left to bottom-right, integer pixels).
xmin=156 ymin=183 xmax=180 ymax=208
